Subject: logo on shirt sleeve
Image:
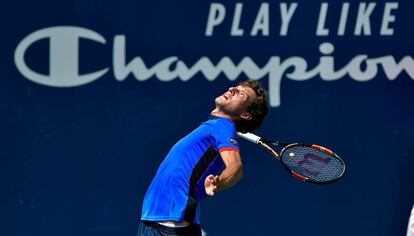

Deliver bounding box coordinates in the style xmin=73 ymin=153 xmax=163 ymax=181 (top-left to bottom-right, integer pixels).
xmin=229 ymin=137 xmax=238 ymax=145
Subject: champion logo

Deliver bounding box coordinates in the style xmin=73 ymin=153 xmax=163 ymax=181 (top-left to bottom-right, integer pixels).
xmin=14 ymin=26 xmax=414 ymax=107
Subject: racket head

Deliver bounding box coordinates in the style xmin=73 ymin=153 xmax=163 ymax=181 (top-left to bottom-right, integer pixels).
xmin=277 ymin=143 xmax=345 ymax=184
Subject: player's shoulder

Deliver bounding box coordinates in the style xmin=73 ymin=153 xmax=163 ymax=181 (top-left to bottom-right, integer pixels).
xmin=206 ymin=117 xmax=237 ymax=138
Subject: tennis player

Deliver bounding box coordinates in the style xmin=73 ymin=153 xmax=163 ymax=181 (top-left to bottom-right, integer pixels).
xmin=138 ymin=80 xmax=269 ymax=236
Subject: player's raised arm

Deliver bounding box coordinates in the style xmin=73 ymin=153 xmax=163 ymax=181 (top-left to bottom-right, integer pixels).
xmin=205 ymin=150 xmax=243 ymax=196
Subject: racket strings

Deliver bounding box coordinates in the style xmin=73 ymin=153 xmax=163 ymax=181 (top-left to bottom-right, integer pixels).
xmin=280 ymin=145 xmax=344 ymax=182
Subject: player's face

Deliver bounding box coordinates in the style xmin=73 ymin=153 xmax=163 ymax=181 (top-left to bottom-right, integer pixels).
xmin=215 ymin=85 xmax=256 ymax=120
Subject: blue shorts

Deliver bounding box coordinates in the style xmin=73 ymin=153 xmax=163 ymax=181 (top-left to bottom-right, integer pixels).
xmin=137 ymin=221 xmax=202 ymax=236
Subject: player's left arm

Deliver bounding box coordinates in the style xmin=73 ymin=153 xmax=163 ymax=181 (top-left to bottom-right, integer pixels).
xmin=205 ymin=150 xmax=243 ymax=196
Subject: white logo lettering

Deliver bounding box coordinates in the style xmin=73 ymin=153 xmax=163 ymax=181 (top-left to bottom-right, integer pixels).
xmin=14 ymin=26 xmax=109 ymax=87
xmin=14 ymin=26 xmax=414 ymax=107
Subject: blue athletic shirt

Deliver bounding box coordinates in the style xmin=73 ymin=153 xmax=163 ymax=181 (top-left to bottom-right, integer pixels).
xmin=141 ymin=116 xmax=240 ymax=224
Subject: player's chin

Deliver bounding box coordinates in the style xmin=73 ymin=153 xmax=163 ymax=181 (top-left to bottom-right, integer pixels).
xmin=215 ymin=96 xmax=226 ymax=105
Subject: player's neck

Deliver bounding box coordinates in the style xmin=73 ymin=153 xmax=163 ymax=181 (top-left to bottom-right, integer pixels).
xmin=211 ymin=108 xmax=235 ymax=120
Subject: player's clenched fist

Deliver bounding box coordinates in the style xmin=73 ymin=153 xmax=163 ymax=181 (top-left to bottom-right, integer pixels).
xmin=204 ymin=175 xmax=219 ymax=196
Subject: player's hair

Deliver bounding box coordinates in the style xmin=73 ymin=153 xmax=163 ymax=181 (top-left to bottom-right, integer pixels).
xmin=236 ymin=80 xmax=269 ymax=133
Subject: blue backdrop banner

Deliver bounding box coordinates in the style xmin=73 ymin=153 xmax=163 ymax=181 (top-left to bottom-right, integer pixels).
xmin=1 ymin=0 xmax=413 ymax=235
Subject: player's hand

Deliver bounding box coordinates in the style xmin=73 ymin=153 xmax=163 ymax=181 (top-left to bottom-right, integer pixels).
xmin=204 ymin=175 xmax=219 ymax=196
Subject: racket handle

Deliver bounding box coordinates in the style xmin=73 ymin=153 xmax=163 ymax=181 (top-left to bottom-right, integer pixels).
xmin=237 ymin=132 xmax=261 ymax=144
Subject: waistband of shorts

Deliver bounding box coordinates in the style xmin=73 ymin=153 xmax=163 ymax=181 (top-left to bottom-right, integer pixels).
xmin=142 ymin=220 xmax=200 ymax=234
xmin=156 ymin=221 xmax=191 ymax=228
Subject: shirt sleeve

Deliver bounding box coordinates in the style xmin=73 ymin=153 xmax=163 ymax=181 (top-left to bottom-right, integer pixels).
xmin=210 ymin=118 xmax=240 ymax=153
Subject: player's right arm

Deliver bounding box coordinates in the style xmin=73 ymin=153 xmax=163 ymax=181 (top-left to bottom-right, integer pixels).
xmin=205 ymin=150 xmax=243 ymax=196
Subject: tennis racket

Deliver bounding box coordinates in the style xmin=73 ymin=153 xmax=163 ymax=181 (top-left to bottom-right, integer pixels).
xmin=238 ymin=132 xmax=345 ymax=184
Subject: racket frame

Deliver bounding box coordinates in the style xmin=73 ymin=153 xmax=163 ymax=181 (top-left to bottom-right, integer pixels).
xmin=238 ymin=132 xmax=345 ymax=184
xmin=275 ymin=141 xmax=345 ymax=184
